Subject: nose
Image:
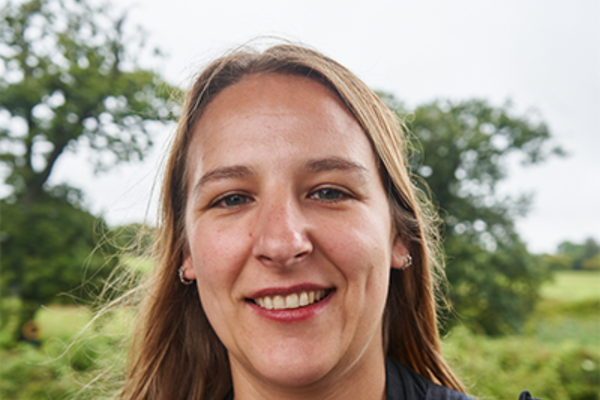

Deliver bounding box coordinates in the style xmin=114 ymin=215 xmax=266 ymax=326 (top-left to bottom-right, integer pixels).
xmin=251 ymin=195 xmax=313 ymax=268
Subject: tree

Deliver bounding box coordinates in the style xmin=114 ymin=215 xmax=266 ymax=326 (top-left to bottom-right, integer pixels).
xmin=382 ymin=96 xmax=562 ymax=335
xmin=1 ymin=186 xmax=113 ymax=334
xmin=553 ymin=238 xmax=600 ymax=270
xmin=0 ymin=0 xmax=178 ymax=338
xmin=0 ymin=0 xmax=179 ymax=205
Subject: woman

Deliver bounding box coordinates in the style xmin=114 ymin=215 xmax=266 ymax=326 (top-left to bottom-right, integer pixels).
xmin=121 ymin=43 xmax=472 ymax=400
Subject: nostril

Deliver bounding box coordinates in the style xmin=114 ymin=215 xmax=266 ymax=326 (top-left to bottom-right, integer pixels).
xmin=259 ymin=255 xmax=273 ymax=262
xmin=294 ymin=250 xmax=309 ymax=260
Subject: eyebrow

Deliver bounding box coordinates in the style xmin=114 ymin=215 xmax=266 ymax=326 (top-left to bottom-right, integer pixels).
xmin=304 ymin=157 xmax=368 ymax=175
xmin=193 ymin=157 xmax=368 ymax=194
xmin=194 ymin=165 xmax=255 ymax=194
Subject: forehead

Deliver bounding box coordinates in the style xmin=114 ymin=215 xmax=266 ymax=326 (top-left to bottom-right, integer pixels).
xmin=187 ymin=73 xmax=378 ymax=176
xmin=197 ymin=73 xmax=358 ymax=133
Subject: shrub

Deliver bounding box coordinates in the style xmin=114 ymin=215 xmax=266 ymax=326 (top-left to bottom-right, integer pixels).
xmin=443 ymin=326 xmax=600 ymax=400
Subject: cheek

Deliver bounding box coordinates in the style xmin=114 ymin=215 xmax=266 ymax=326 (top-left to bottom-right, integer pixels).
xmin=187 ymin=221 xmax=250 ymax=300
xmin=326 ymin=213 xmax=392 ymax=273
xmin=330 ymin=212 xmax=392 ymax=303
xmin=188 ymin=225 xmax=250 ymax=343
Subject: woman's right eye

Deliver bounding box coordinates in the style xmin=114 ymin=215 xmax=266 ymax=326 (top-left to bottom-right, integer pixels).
xmin=214 ymin=193 xmax=251 ymax=208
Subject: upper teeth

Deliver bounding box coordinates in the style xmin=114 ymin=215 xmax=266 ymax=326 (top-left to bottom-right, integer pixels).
xmin=254 ymin=290 xmax=327 ymax=310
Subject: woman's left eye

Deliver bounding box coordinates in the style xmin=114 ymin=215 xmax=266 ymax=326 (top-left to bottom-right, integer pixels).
xmin=310 ymin=188 xmax=347 ymax=201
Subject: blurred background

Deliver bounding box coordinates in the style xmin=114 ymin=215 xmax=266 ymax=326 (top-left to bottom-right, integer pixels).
xmin=1 ymin=0 xmax=598 ymax=399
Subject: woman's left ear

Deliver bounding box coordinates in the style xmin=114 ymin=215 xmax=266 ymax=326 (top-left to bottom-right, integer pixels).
xmin=391 ymin=236 xmax=409 ymax=270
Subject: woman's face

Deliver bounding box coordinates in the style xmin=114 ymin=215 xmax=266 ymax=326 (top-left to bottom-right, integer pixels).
xmin=182 ymin=73 xmax=407 ymax=392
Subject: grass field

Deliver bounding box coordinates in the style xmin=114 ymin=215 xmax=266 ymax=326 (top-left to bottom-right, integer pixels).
xmin=35 ymin=305 xmax=93 ymax=341
xmin=541 ymin=270 xmax=600 ymax=302
xmin=450 ymin=270 xmax=599 ymax=399
xmin=526 ymin=270 xmax=600 ymax=348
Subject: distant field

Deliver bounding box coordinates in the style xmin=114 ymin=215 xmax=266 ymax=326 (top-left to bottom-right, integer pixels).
xmin=541 ymin=270 xmax=600 ymax=302
xmin=35 ymin=305 xmax=92 ymax=340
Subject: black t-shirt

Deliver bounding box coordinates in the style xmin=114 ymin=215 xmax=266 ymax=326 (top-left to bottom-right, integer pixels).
xmin=385 ymin=358 xmax=473 ymax=400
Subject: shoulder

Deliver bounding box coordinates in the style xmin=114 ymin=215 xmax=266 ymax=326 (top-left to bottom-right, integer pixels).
xmin=385 ymin=358 xmax=474 ymax=400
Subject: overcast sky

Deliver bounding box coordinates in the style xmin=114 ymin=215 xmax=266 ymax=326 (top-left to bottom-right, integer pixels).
xmin=46 ymin=0 xmax=600 ymax=254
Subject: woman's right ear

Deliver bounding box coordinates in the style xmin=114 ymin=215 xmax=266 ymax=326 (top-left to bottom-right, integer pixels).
xmin=181 ymin=252 xmax=197 ymax=281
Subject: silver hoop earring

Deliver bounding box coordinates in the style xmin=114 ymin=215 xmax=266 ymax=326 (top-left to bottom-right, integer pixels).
xmin=404 ymin=255 xmax=413 ymax=269
xmin=178 ymin=265 xmax=195 ymax=285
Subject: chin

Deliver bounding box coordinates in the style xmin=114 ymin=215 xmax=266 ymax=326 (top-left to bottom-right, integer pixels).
xmin=258 ymin=360 xmax=333 ymax=388
xmin=246 ymin=341 xmax=339 ymax=388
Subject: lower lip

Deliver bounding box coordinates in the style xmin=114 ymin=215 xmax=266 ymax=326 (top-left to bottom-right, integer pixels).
xmin=248 ymin=291 xmax=334 ymax=322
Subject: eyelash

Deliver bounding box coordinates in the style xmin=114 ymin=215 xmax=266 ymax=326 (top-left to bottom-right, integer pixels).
xmin=210 ymin=186 xmax=352 ymax=209
xmin=211 ymin=192 xmax=253 ymax=208
xmin=308 ymin=187 xmax=351 ymax=203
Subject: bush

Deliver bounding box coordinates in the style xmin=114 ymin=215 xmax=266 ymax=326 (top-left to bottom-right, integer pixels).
xmin=0 ymin=306 xmax=132 ymax=400
xmin=0 ymin=342 xmax=73 ymax=399
xmin=443 ymin=326 xmax=600 ymax=400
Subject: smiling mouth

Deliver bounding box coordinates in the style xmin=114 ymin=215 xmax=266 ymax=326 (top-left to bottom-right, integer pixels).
xmin=251 ymin=289 xmax=332 ymax=310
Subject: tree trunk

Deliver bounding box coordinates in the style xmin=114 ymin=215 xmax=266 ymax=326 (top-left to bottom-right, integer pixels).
xmin=22 ymin=140 xmax=68 ymax=207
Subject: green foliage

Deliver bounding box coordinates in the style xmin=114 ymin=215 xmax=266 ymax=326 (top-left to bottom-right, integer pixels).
xmin=444 ymin=326 xmax=599 ymax=400
xmin=552 ymin=238 xmax=600 ymax=270
xmin=0 ymin=189 xmax=115 ymax=339
xmin=583 ymin=253 xmax=600 ymax=271
xmin=541 ymin=252 xmax=572 ymax=271
xmin=526 ymin=299 xmax=599 ymax=346
xmin=0 ymin=0 xmax=180 ymax=205
xmin=1 ymin=342 xmax=72 ymax=400
xmin=446 ymin=271 xmax=600 ymax=399
xmin=0 ymin=306 xmax=132 ymax=400
xmin=443 ymin=237 xmax=546 ymax=335
xmin=0 ymin=296 xmax=22 ymax=347
xmin=0 ymin=0 xmax=178 ymax=340
xmin=380 ymin=98 xmax=561 ymax=335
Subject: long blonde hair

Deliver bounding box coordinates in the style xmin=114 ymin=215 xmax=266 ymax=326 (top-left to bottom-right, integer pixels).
xmin=121 ymin=43 xmax=465 ymax=400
